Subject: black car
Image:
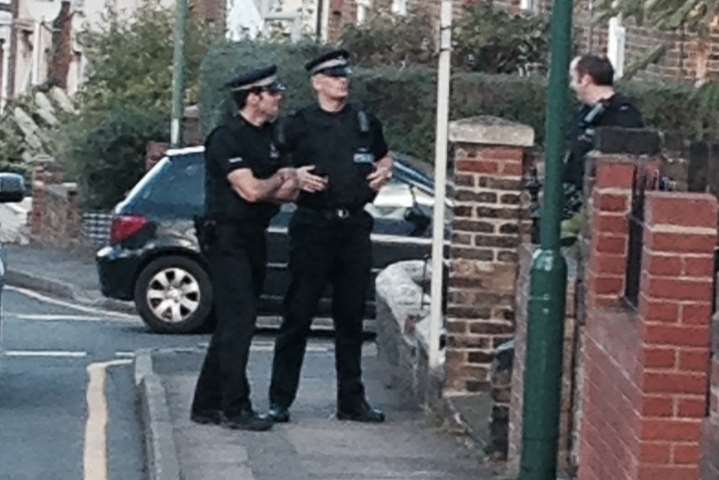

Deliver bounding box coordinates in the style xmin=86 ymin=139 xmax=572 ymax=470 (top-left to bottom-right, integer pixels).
xmin=0 ymin=174 xmax=27 ymax=354
xmin=96 ymin=146 xmax=435 ymax=333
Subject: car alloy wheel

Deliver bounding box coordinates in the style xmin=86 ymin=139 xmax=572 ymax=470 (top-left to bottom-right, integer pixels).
xmin=146 ymin=267 xmax=200 ymax=323
xmin=134 ymin=255 xmax=212 ymax=333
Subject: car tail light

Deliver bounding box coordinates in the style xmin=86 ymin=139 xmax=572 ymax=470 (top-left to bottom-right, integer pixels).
xmin=110 ymin=215 xmax=149 ymax=245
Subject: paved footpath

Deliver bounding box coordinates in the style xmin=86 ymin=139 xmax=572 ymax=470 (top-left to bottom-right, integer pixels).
xmin=152 ymin=341 xmax=505 ymax=480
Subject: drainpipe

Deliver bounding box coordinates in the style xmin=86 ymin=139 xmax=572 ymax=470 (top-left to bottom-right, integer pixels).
xmin=31 ymin=20 xmax=42 ymax=86
xmin=519 ymin=0 xmax=573 ymax=479
xmin=428 ymin=0 xmax=452 ymax=370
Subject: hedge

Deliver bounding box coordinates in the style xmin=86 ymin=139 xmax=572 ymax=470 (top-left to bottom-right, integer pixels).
xmin=200 ymin=41 xmax=718 ymax=163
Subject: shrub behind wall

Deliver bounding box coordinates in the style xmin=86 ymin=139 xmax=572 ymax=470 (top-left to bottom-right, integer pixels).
xmin=200 ymin=41 xmax=718 ymax=163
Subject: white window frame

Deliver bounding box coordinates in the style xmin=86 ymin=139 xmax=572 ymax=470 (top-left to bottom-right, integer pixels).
xmin=391 ymin=0 xmax=406 ymax=16
xmin=520 ymin=0 xmax=538 ymax=14
xmin=607 ymin=16 xmax=626 ymax=80
xmin=356 ymin=0 xmax=371 ymax=24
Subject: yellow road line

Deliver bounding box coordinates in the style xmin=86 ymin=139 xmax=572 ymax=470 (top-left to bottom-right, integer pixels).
xmin=84 ymin=359 xmax=132 ymax=480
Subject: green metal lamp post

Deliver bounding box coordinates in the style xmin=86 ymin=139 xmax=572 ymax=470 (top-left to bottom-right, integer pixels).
xmin=170 ymin=0 xmax=189 ymax=148
xmin=519 ymin=1 xmax=574 ymax=479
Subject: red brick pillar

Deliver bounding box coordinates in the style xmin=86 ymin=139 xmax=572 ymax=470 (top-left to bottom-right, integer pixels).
xmin=444 ymin=116 xmax=534 ymax=393
xmin=703 ymin=312 xmax=719 ymax=478
xmin=636 ymin=192 xmax=715 ymax=479
xmin=578 ymin=156 xmax=717 ymax=480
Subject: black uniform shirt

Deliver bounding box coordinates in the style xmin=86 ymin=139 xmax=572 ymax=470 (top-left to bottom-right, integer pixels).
xmin=205 ymin=115 xmax=285 ymax=227
xmin=282 ymin=103 xmax=389 ymax=210
xmin=564 ymin=93 xmax=644 ymax=188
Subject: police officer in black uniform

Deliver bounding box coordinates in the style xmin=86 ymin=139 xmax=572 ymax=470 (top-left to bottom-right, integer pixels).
xmin=190 ymin=65 xmax=299 ymax=431
xmin=561 ymin=54 xmax=644 ymax=240
xmin=267 ymin=50 xmax=393 ymax=423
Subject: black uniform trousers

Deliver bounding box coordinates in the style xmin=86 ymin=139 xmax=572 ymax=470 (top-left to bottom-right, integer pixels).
xmin=191 ymin=223 xmax=266 ymax=416
xmin=269 ymin=208 xmax=373 ymax=410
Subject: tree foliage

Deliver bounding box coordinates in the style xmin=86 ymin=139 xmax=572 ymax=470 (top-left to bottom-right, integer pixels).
xmin=55 ymin=0 xmax=215 ymax=209
xmin=453 ymin=3 xmax=550 ymax=74
xmin=336 ymin=3 xmax=550 ymax=74
xmin=338 ymin=10 xmax=436 ymax=67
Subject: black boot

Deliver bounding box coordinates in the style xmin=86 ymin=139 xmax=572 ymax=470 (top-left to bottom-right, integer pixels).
xmin=222 ymin=409 xmax=273 ymax=431
xmin=337 ymin=398 xmax=385 ymax=423
xmin=267 ymin=404 xmax=291 ymax=423
xmin=190 ymin=409 xmax=222 ymax=425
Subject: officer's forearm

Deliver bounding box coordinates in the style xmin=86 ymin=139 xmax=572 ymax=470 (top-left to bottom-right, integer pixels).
xmin=376 ymin=155 xmax=393 ymax=170
xmin=271 ymin=178 xmax=300 ymax=203
xmin=231 ymin=173 xmax=284 ymax=203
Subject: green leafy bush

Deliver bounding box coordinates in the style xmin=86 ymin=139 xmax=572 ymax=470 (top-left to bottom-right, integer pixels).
xmin=58 ymin=107 xmax=168 ymax=209
xmin=200 ymin=41 xmax=719 ymax=165
xmin=338 ymin=10 xmax=436 ymax=67
xmin=54 ymin=0 xmax=215 ymax=209
xmin=199 ymin=39 xmax=324 ymax=136
xmin=453 ymin=3 xmax=550 ymax=74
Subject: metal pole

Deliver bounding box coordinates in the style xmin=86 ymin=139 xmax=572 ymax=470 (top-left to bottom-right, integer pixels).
xmin=428 ymin=0 xmax=452 ymax=370
xmin=519 ymin=1 xmax=573 ymax=479
xmin=170 ymin=0 xmax=188 ymax=148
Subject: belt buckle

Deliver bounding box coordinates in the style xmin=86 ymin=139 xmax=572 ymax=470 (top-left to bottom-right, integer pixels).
xmin=336 ymin=208 xmax=350 ymax=219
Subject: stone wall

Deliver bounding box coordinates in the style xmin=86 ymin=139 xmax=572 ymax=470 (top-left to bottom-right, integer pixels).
xmin=375 ymin=260 xmax=444 ymax=409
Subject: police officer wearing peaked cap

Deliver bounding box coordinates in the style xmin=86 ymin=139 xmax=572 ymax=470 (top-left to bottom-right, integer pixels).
xmin=268 ymin=49 xmax=393 ymax=424
xmin=190 ymin=65 xmax=299 ymax=431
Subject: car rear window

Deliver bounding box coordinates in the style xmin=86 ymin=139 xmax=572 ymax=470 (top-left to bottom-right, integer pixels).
xmin=122 ymin=153 xmax=205 ymax=217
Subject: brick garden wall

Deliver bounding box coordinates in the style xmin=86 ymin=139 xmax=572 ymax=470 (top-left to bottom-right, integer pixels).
xmin=577 ymin=158 xmax=717 ymax=480
xmin=30 ymin=166 xmax=82 ymax=247
xmin=444 ymin=116 xmax=534 ymax=394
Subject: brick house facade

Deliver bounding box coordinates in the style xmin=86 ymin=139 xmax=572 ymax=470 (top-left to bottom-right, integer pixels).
xmin=328 ymin=0 xmax=719 ymax=84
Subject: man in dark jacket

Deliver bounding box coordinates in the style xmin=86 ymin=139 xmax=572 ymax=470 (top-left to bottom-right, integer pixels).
xmin=561 ymin=54 xmax=644 ymax=240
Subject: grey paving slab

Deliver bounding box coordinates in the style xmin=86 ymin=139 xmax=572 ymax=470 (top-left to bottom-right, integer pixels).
xmin=156 ymin=346 xmax=503 ymax=480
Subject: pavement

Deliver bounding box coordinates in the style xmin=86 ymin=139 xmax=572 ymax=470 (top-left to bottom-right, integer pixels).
xmin=3 ymin=242 xmax=509 ymax=480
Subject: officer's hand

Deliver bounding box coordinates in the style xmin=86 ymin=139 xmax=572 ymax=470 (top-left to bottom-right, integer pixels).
xmin=277 ymin=167 xmax=298 ymax=183
xmin=297 ymin=165 xmax=328 ymax=193
xmin=367 ymin=165 xmax=393 ymax=191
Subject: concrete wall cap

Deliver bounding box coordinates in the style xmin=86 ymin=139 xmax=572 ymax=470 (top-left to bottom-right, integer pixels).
xmin=449 ymin=116 xmax=534 ymax=147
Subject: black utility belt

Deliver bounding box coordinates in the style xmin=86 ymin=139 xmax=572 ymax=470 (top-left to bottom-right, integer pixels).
xmin=299 ymin=206 xmax=364 ymax=220
xmin=207 ymin=217 xmax=269 ymax=232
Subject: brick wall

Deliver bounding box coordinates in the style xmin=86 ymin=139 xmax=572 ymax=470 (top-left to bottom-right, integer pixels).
xmin=703 ymin=311 xmax=719 ymax=478
xmin=47 ymin=1 xmax=72 ymax=89
xmin=577 ymin=157 xmax=717 ymax=480
xmin=444 ymin=116 xmax=534 ymax=394
xmin=191 ymin=0 xmax=226 ymax=31
xmin=30 ymin=166 xmax=83 ymax=247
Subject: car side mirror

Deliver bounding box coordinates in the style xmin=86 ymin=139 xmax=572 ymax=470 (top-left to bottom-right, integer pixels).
xmin=0 ymin=173 xmax=25 ymax=203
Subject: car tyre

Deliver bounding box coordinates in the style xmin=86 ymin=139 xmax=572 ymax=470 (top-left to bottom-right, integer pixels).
xmin=134 ymin=255 xmax=212 ymax=334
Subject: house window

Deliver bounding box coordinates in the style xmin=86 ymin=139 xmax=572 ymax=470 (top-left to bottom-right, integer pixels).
xmin=520 ymin=0 xmax=538 ymax=14
xmin=356 ymin=0 xmax=371 ymax=24
xmin=391 ymin=0 xmax=406 ymax=16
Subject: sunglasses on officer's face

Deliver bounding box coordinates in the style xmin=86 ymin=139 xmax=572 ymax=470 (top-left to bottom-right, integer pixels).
xmin=253 ymin=81 xmax=287 ymax=96
xmin=319 ymin=66 xmax=353 ymax=78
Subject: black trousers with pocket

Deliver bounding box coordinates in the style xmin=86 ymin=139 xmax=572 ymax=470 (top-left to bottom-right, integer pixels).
xmin=191 ymin=223 xmax=266 ymax=417
xmin=269 ymin=208 xmax=373 ymax=411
